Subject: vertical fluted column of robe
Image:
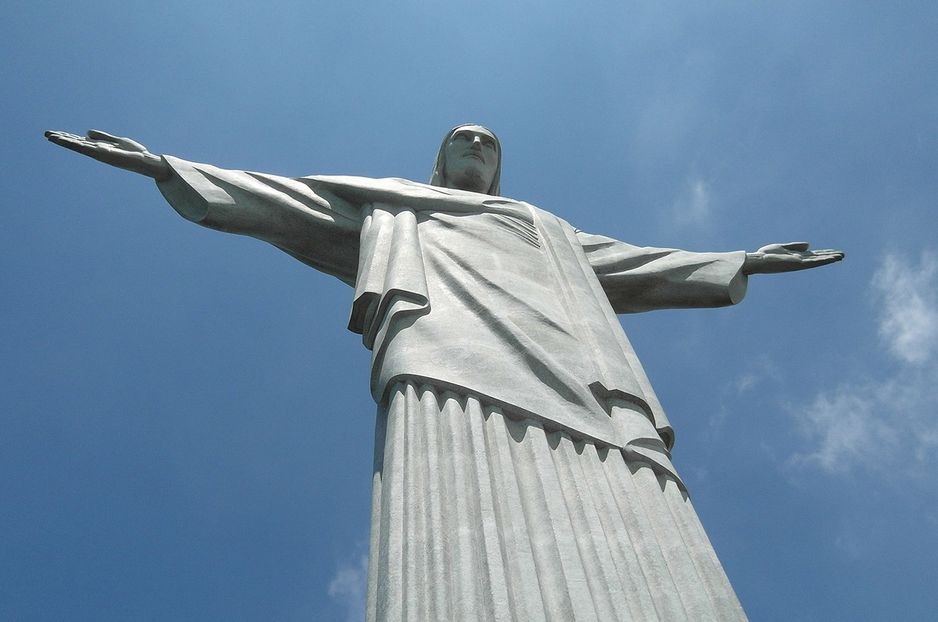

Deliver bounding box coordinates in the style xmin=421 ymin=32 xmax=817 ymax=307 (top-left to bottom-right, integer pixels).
xmin=367 ymin=381 xmax=747 ymax=622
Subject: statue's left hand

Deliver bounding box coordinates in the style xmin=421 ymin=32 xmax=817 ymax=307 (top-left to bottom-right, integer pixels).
xmin=743 ymin=242 xmax=844 ymax=275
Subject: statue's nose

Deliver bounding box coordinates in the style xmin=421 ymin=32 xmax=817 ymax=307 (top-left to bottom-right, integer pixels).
xmin=470 ymin=136 xmax=483 ymax=149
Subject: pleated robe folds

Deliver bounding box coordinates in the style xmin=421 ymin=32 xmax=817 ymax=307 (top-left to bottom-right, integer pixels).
xmin=157 ymin=158 xmax=749 ymax=621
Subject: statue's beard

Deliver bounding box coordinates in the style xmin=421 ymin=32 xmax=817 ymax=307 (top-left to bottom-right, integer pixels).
xmin=444 ymin=166 xmax=487 ymax=193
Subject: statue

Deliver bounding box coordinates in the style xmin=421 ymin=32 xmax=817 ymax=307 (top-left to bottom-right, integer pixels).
xmin=45 ymin=126 xmax=842 ymax=621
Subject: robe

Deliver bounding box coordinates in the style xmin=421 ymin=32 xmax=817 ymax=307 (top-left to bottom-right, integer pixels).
xmin=157 ymin=157 xmax=749 ymax=621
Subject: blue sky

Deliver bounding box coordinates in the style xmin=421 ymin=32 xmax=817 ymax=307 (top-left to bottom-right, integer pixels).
xmin=3 ymin=2 xmax=937 ymax=620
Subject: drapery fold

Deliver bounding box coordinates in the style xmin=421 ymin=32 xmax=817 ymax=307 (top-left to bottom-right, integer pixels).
xmin=156 ymin=159 xmax=747 ymax=452
xmin=154 ymin=159 xmax=753 ymax=619
xmin=368 ymin=381 xmax=747 ymax=622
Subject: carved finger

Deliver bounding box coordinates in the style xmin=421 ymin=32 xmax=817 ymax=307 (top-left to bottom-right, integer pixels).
xmin=805 ymin=254 xmax=842 ymax=266
xmin=806 ymin=251 xmax=843 ymax=262
xmin=46 ymin=132 xmax=92 ymax=151
xmin=45 ymin=130 xmax=84 ymax=144
xmin=121 ymin=138 xmax=148 ymax=152
xmin=87 ymin=129 xmax=122 ymax=144
xmin=781 ymin=242 xmax=810 ymax=252
xmin=53 ymin=139 xmax=98 ymax=157
xmin=756 ymin=243 xmax=795 ymax=254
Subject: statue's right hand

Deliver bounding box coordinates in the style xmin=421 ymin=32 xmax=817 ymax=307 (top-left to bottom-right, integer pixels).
xmin=44 ymin=129 xmax=171 ymax=180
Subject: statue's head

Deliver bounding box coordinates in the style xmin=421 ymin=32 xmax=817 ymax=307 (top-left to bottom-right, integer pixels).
xmin=430 ymin=124 xmax=501 ymax=195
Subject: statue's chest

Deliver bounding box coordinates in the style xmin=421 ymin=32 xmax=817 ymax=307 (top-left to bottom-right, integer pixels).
xmin=416 ymin=210 xmax=553 ymax=292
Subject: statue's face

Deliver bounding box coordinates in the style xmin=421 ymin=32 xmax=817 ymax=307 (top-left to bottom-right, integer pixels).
xmin=441 ymin=125 xmax=499 ymax=193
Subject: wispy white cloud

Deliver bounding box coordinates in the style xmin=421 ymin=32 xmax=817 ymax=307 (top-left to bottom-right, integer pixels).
xmin=732 ymin=356 xmax=783 ymax=396
xmin=733 ymin=373 xmax=758 ymax=394
xmin=708 ymin=355 xmax=782 ymax=439
xmin=672 ymin=176 xmax=712 ymax=226
xmin=833 ymin=528 xmax=870 ymax=561
xmin=790 ymin=252 xmax=938 ymax=474
xmin=328 ymin=550 xmax=368 ymax=622
xmin=871 ymin=252 xmax=938 ymax=364
xmin=790 ymin=379 xmax=902 ymax=473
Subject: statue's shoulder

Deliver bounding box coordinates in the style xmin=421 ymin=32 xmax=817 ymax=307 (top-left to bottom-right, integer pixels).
xmin=302 ymin=174 xmax=410 ymax=191
xmin=304 ymin=174 xmax=455 ymax=195
xmin=519 ymin=201 xmax=574 ymax=229
xmin=302 ymin=175 xmax=548 ymax=217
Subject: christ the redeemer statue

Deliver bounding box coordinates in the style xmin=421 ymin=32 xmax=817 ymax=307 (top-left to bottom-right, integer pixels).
xmin=46 ymin=125 xmax=842 ymax=622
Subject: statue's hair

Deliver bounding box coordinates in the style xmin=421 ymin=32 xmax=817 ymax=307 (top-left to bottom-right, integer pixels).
xmin=429 ymin=123 xmax=501 ymax=196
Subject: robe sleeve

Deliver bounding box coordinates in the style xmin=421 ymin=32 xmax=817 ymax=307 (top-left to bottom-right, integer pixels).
xmin=155 ymin=156 xmax=363 ymax=286
xmin=576 ymin=231 xmax=748 ymax=313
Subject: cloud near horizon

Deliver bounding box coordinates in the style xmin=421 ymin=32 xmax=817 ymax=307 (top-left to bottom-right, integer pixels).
xmin=328 ymin=550 xmax=369 ymax=622
xmin=672 ymin=175 xmax=713 ymax=227
xmin=872 ymin=252 xmax=938 ymax=364
xmin=790 ymin=251 xmax=938 ymax=475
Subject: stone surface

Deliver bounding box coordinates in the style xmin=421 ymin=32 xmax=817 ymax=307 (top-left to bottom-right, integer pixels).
xmin=46 ymin=124 xmax=843 ymax=621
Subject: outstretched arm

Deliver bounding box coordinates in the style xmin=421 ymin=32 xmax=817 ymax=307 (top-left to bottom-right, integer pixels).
xmin=743 ymin=242 xmax=844 ymax=274
xmin=579 ymin=233 xmax=844 ymax=314
xmin=577 ymin=232 xmax=750 ymax=313
xmin=45 ymin=129 xmax=362 ymax=285
xmin=45 ymin=130 xmax=171 ymax=181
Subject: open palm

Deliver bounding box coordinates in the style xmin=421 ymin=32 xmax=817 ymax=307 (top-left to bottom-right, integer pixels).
xmin=744 ymin=242 xmax=844 ymax=274
xmin=45 ymin=129 xmax=170 ymax=180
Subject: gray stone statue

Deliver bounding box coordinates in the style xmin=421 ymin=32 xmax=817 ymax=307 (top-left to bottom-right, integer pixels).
xmin=46 ymin=126 xmax=842 ymax=621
